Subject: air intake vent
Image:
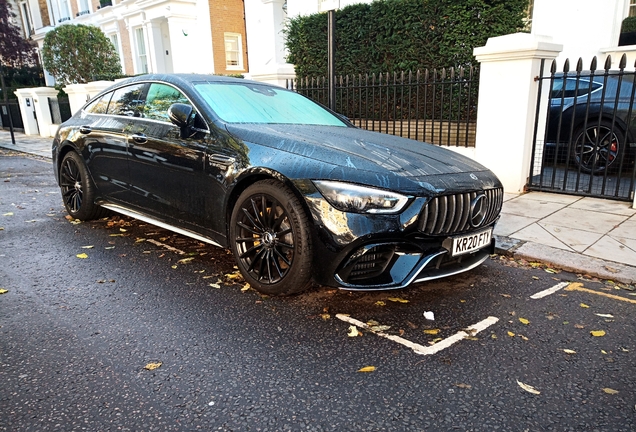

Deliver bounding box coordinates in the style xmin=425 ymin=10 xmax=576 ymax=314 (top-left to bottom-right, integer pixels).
xmin=418 ymin=188 xmax=503 ymax=236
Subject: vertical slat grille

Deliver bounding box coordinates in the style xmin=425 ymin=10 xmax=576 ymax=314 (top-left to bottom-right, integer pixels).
xmin=418 ymin=188 xmax=503 ymax=235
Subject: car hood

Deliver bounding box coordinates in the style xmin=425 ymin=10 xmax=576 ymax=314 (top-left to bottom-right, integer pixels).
xmin=225 ymin=124 xmax=488 ymax=179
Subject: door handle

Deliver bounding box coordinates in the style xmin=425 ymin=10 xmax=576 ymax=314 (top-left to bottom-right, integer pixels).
xmin=131 ymin=133 xmax=147 ymax=144
xmin=79 ymin=126 xmax=92 ymax=134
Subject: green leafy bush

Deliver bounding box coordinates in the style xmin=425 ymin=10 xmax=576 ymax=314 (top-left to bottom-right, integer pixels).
xmin=42 ymin=24 xmax=122 ymax=85
xmin=621 ymin=16 xmax=636 ymax=33
xmin=285 ymin=0 xmax=528 ymax=77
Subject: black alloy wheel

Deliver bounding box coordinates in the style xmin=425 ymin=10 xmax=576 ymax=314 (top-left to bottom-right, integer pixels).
xmin=572 ymin=121 xmax=624 ymax=174
xmin=59 ymin=151 xmax=106 ymax=220
xmin=230 ymin=180 xmax=313 ymax=296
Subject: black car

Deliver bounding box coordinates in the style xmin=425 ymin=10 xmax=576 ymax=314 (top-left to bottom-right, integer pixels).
xmin=546 ymin=72 xmax=636 ymax=174
xmin=52 ymin=74 xmax=503 ymax=295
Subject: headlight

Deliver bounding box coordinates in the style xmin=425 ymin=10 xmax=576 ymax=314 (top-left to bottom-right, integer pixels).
xmin=313 ymin=180 xmax=410 ymax=214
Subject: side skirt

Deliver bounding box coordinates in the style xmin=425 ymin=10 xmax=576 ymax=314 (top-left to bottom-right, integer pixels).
xmin=100 ymin=203 xmax=224 ymax=248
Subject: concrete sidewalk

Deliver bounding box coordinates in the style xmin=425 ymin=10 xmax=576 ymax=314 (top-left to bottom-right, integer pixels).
xmin=2 ymin=129 xmax=635 ymax=284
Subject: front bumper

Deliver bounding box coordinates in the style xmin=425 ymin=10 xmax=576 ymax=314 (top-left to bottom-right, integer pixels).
xmin=301 ymin=185 xmax=502 ymax=291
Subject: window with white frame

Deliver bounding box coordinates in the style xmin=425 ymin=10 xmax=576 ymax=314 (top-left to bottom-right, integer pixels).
xmin=224 ymin=33 xmax=243 ymax=70
xmin=135 ymin=27 xmax=149 ymax=74
xmin=631 ymin=0 xmax=636 ymax=17
xmin=20 ymin=2 xmax=33 ymax=36
xmin=77 ymin=0 xmax=90 ymax=15
xmin=59 ymin=0 xmax=70 ymax=21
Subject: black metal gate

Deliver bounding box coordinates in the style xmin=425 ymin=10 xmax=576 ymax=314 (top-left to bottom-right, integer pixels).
xmin=528 ymin=54 xmax=636 ymax=201
xmin=0 ymin=101 xmax=24 ymax=131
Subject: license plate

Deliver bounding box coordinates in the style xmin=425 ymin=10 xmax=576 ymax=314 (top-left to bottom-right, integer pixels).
xmin=450 ymin=228 xmax=492 ymax=256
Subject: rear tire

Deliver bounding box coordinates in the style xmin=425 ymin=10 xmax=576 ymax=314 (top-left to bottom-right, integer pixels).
xmin=229 ymin=180 xmax=313 ymax=296
xmin=59 ymin=151 xmax=107 ymax=221
xmin=572 ymin=120 xmax=624 ymax=174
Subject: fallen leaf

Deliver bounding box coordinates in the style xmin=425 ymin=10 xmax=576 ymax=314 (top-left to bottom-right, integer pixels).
xmin=601 ymin=350 xmax=608 ymax=354
xmin=69 ymin=219 xmax=82 ymax=225
xmin=171 ymin=265 xmax=178 ymax=269
xmin=428 ymin=337 xmax=443 ymax=345
xmin=241 ymin=283 xmax=251 ymax=292
xmin=357 ymin=366 xmax=375 ymax=373
xmin=460 ymin=299 xmax=466 ymax=303
xmin=387 ymin=297 xmax=409 ymax=303
xmin=209 ymin=283 xmax=221 ymax=289
xmin=370 ymin=325 xmax=391 ymax=332
xmin=375 ymin=301 xmax=386 ymax=306
xmin=595 ymin=313 xmax=614 ymax=318
xmin=3 ymin=212 xmax=14 ymax=216
xmin=144 ymin=362 xmax=162 ymax=371
xmin=544 ymin=268 xmax=559 ymax=274
xmin=574 ymin=324 xmax=585 ymax=329
xmin=76 ymin=253 xmax=88 ymax=259
xmin=81 ymin=245 xmax=94 ymax=249
xmin=500 ymin=293 xmax=511 ymax=298
xmin=455 ymin=383 xmax=472 ymax=389
xmin=620 ymin=347 xmax=629 ymax=352
xmin=491 ymin=334 xmax=497 ymax=339
xmin=321 ymin=314 xmax=330 ymax=320
xmin=507 ymin=331 xmax=515 ymax=337
xmin=591 ymin=330 xmax=606 ymax=337
xmin=109 ymin=233 xmax=124 ymax=237
xmin=135 ymin=238 xmax=146 ymax=243
xmin=563 ymin=321 xmax=569 ymax=325
xmin=178 ymin=257 xmax=194 ymax=264
xmin=406 ymin=321 xmax=418 ymax=329
xmin=423 ymin=329 xmax=440 ymax=335
xmin=604 ymin=266 xmax=619 ymax=274
xmin=348 ymin=326 xmax=361 ymax=337
xmin=602 ymin=388 xmax=619 ymax=394
xmin=519 ymin=335 xmax=529 ymax=341
xmin=465 ymin=336 xmax=479 ymax=341
xmin=517 ymin=380 xmax=541 ymax=395
xmin=226 ymin=272 xmax=243 ymax=280
xmin=0 ymin=288 xmax=8 ymax=294
xmin=532 ymin=276 xmax=539 ymax=280
xmin=563 ymin=349 xmax=576 ymax=354
xmin=119 ymin=228 xmax=127 ymax=232
xmin=367 ymin=320 xmax=380 ymax=326
xmin=580 ymin=303 xmax=590 ymax=308
xmin=423 ymin=311 xmax=435 ymax=320
xmin=529 ymin=262 xmax=542 ymax=268
xmin=105 ymin=246 xmax=115 ymax=250
xmin=519 ymin=318 xmax=530 ymax=325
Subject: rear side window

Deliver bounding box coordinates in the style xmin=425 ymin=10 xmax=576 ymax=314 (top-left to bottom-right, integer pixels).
xmin=551 ymin=78 xmax=602 ymax=99
xmin=108 ymin=83 xmax=147 ymax=117
xmin=85 ymin=92 xmax=112 ymax=114
xmin=143 ymin=83 xmax=191 ymax=122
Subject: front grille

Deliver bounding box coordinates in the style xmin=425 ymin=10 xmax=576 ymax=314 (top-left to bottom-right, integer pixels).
xmin=418 ymin=188 xmax=503 ymax=235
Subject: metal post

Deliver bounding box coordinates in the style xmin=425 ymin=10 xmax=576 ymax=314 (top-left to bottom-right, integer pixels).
xmin=328 ymin=9 xmax=336 ymax=111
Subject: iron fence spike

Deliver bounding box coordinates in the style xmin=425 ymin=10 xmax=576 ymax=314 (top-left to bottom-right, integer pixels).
xmin=619 ymin=53 xmax=627 ymax=70
xmin=604 ymin=55 xmax=612 ymax=71
xmin=590 ymin=56 xmax=597 ymax=71
xmin=576 ymin=58 xmax=583 ymax=72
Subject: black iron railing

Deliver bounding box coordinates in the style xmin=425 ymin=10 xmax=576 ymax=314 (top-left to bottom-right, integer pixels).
xmin=287 ymin=67 xmax=479 ymax=147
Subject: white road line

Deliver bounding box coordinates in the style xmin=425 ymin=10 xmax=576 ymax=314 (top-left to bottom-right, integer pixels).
xmin=335 ymin=314 xmax=499 ymax=356
xmin=530 ymin=282 xmax=570 ymax=299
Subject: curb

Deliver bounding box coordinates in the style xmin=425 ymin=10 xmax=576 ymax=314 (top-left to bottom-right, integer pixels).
xmin=495 ymin=235 xmax=636 ymax=285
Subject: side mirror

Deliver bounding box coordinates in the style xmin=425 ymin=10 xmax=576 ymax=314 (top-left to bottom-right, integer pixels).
xmin=168 ymin=103 xmax=193 ymax=128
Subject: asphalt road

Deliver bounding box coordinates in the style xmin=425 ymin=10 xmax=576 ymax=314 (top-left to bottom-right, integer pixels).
xmin=1 ymin=152 xmax=635 ymax=431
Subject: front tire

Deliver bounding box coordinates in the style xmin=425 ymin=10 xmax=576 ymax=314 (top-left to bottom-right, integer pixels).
xmin=230 ymin=180 xmax=313 ymax=296
xmin=59 ymin=151 xmax=107 ymax=221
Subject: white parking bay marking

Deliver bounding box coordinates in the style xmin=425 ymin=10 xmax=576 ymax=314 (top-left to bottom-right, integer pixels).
xmin=530 ymin=282 xmax=570 ymax=299
xmin=335 ymin=314 xmax=499 ymax=356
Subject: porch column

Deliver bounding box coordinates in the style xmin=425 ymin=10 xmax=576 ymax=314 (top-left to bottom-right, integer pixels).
xmin=244 ymin=0 xmax=295 ymax=87
xmin=473 ymin=33 xmax=562 ymax=193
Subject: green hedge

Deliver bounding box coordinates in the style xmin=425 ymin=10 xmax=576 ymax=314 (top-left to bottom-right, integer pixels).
xmin=285 ymin=0 xmax=528 ymax=77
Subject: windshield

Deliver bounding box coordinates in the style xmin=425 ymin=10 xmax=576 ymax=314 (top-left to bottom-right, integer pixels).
xmin=195 ymin=82 xmax=347 ymax=126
